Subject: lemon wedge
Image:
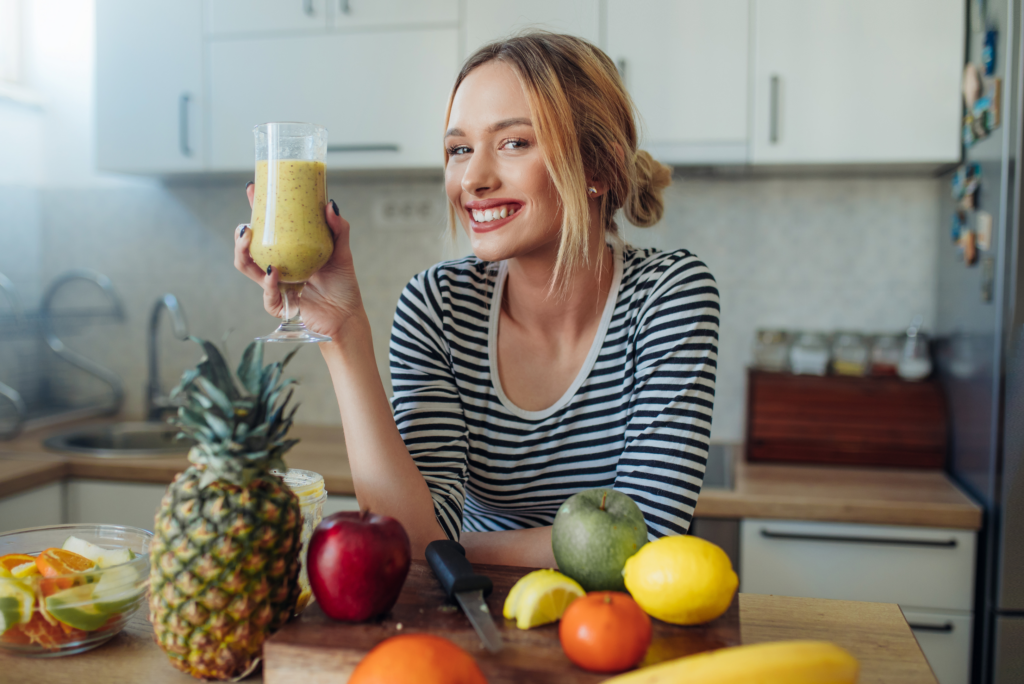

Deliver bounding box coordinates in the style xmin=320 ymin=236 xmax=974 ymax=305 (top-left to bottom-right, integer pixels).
xmin=10 ymin=561 xmax=40 ymax=579
xmin=507 ymin=571 xmax=585 ymax=630
xmin=503 ymin=569 xmax=561 ymax=620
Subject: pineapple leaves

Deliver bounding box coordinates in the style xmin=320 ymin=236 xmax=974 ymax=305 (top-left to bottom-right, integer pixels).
xmin=173 ymin=337 xmax=303 ymax=488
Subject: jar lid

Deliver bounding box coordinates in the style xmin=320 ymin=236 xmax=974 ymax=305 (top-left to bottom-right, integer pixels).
xmin=271 ymin=468 xmax=325 ymax=502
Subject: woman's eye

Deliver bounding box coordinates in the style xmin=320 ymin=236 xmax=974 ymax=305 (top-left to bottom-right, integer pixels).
xmin=447 ymin=145 xmax=470 ymax=156
xmin=501 ymin=138 xmax=529 ymax=151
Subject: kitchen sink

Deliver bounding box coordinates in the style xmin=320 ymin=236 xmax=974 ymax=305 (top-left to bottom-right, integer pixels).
xmin=43 ymin=421 xmax=193 ymax=458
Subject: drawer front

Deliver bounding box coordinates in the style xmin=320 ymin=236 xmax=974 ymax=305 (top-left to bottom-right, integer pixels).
xmin=901 ymin=607 xmax=972 ymax=684
xmin=740 ymin=519 xmax=975 ymax=611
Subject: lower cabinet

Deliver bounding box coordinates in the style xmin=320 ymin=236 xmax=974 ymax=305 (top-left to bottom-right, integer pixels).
xmin=741 ymin=518 xmax=976 ymax=684
xmin=66 ymin=480 xmax=169 ymax=532
xmin=0 ymin=483 xmax=64 ymax=534
xmin=323 ymin=495 xmax=360 ymax=517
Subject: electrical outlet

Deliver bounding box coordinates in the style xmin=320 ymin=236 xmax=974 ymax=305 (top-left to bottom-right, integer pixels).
xmin=372 ymin=191 xmax=445 ymax=229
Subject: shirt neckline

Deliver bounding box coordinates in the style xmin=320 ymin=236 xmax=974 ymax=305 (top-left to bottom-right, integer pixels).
xmin=488 ymin=243 xmax=624 ymax=421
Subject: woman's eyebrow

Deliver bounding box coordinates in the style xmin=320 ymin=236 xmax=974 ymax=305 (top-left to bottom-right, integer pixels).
xmin=444 ymin=118 xmax=533 ymax=138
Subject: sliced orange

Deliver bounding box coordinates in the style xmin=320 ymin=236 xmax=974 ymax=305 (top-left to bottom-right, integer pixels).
xmin=34 ymin=548 xmax=96 ymax=590
xmin=0 ymin=554 xmax=37 ymax=573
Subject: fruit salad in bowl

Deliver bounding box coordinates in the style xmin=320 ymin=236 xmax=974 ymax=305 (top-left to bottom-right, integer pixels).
xmin=0 ymin=524 xmax=151 ymax=656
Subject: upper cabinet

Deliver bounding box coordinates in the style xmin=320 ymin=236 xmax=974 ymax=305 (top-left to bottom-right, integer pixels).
xmin=607 ymin=0 xmax=749 ymax=165
xmin=463 ymin=0 xmax=600 ymax=59
xmin=95 ymin=0 xmax=967 ymax=173
xmin=751 ymin=0 xmax=965 ymax=165
xmin=95 ymin=0 xmax=205 ymax=173
xmin=208 ymin=29 xmax=458 ymax=171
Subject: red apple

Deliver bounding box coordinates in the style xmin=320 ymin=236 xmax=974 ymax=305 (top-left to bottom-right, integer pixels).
xmin=307 ymin=510 xmax=412 ymax=621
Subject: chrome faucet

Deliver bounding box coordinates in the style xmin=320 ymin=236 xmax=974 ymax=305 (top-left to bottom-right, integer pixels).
xmin=145 ymin=294 xmax=189 ymax=422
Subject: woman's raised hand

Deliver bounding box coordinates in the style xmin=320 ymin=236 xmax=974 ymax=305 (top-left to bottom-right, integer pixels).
xmin=233 ymin=183 xmax=364 ymax=341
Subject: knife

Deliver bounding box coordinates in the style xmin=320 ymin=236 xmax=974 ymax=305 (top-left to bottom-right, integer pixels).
xmin=425 ymin=539 xmax=504 ymax=653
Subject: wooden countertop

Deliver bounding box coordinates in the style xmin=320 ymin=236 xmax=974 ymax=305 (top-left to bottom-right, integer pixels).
xmin=0 ymin=423 xmax=980 ymax=530
xmin=0 ymin=591 xmax=937 ymax=684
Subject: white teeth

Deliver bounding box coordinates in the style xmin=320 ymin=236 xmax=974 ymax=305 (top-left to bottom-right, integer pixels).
xmin=471 ymin=205 xmax=517 ymax=222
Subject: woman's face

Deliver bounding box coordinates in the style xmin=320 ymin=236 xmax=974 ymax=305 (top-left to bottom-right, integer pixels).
xmin=444 ymin=61 xmax=562 ymax=263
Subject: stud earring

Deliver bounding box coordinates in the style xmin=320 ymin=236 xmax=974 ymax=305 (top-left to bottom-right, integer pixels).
xmin=587 ymin=186 xmax=597 ymax=195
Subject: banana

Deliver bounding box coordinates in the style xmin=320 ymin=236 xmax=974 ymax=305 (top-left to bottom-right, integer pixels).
xmin=601 ymin=639 xmax=859 ymax=684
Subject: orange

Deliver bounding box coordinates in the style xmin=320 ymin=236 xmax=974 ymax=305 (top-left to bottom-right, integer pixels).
xmin=348 ymin=634 xmax=488 ymax=684
xmin=0 ymin=554 xmax=36 ymax=572
xmin=559 ymin=591 xmax=652 ymax=673
xmin=34 ymin=548 xmax=96 ymax=590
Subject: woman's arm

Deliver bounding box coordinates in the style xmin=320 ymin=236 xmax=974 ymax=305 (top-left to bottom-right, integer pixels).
xmin=461 ymin=527 xmax=556 ymax=567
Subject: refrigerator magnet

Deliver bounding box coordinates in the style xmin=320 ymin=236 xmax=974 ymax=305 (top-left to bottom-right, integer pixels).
xmin=960 ymin=229 xmax=978 ymax=266
xmin=953 ymin=211 xmax=965 ymax=242
xmin=977 ymin=210 xmax=993 ymax=250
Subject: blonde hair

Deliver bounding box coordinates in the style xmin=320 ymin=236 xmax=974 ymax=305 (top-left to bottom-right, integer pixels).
xmin=445 ymin=32 xmax=672 ymax=290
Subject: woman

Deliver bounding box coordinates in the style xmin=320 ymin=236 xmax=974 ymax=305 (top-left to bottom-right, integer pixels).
xmin=234 ymin=33 xmax=719 ymax=568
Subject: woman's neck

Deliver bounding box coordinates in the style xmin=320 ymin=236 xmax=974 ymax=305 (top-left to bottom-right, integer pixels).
xmin=502 ymin=229 xmax=614 ymax=343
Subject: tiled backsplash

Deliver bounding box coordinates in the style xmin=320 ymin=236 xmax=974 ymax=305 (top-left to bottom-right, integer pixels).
xmin=0 ymin=174 xmax=941 ymax=442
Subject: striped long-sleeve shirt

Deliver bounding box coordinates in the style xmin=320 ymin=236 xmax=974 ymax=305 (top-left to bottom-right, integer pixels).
xmin=388 ymin=243 xmax=719 ymax=541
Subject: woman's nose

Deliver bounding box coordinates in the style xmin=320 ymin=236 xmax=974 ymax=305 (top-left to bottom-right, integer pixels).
xmin=461 ymin=149 xmax=500 ymax=196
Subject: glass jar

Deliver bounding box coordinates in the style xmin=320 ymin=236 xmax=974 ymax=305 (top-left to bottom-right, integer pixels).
xmin=832 ymin=333 xmax=869 ymax=376
xmin=752 ymin=330 xmax=790 ymax=372
xmin=870 ymin=334 xmax=901 ymax=376
xmin=272 ymin=468 xmax=327 ymax=614
xmin=789 ymin=332 xmax=830 ymax=376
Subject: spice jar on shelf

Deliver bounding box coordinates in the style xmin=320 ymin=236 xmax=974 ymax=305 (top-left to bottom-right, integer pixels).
xmin=832 ymin=333 xmax=869 ymax=376
xmin=752 ymin=330 xmax=790 ymax=372
xmin=870 ymin=334 xmax=902 ymax=376
xmin=789 ymin=332 xmax=830 ymax=376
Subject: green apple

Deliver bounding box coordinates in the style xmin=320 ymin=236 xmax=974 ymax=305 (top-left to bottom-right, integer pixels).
xmin=551 ymin=488 xmax=648 ymax=592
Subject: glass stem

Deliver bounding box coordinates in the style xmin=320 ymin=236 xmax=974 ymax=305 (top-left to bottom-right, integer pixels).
xmin=280 ymin=283 xmax=305 ymax=326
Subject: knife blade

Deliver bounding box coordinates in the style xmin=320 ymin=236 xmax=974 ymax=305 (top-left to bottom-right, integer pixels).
xmin=425 ymin=539 xmax=504 ymax=653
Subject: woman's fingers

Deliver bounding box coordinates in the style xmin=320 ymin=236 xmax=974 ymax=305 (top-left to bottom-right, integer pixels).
xmin=246 ymin=181 xmax=255 ymax=208
xmin=262 ymin=264 xmax=283 ymax=314
xmin=325 ymin=199 xmax=350 ymax=241
xmin=233 ymin=224 xmax=267 ymax=284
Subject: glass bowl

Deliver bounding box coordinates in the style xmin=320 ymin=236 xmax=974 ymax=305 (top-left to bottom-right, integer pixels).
xmin=0 ymin=524 xmax=152 ymax=657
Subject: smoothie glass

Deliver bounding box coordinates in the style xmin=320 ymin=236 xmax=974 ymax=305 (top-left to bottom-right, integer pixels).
xmin=250 ymin=122 xmax=335 ymax=343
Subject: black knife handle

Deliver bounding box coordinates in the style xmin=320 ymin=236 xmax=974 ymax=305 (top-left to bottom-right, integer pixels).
xmin=425 ymin=539 xmax=493 ymax=599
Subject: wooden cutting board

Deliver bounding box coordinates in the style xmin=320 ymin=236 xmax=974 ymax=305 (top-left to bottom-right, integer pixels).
xmin=263 ymin=560 xmax=741 ymax=684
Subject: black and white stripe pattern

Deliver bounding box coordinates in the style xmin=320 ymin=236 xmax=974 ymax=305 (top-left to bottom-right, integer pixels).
xmin=389 ymin=245 xmax=719 ymax=541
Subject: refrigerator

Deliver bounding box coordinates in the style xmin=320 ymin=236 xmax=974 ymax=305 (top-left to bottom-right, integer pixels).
xmin=936 ymin=0 xmax=1024 ymax=682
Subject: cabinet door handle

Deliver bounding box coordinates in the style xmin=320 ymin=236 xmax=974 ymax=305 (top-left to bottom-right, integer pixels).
xmin=769 ymin=75 xmax=780 ymax=144
xmin=340 ymin=0 xmax=351 ymax=14
xmin=616 ymin=58 xmax=627 ymax=83
xmin=304 ymin=0 xmax=315 ymax=16
xmin=908 ymin=621 xmax=954 ymax=633
xmin=759 ymin=529 xmax=958 ymax=548
xmin=178 ymin=93 xmax=192 ymax=157
xmin=327 ymin=144 xmax=399 ymax=153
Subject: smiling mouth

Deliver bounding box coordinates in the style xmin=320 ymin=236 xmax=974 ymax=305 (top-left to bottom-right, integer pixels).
xmin=467 ymin=203 xmax=522 ymax=232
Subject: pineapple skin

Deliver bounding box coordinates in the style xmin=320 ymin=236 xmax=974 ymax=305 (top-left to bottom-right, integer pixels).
xmin=149 ymin=465 xmax=303 ymax=680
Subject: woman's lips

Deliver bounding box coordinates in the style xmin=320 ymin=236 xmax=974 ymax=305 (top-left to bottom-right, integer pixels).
xmin=469 ymin=210 xmax=520 ymax=233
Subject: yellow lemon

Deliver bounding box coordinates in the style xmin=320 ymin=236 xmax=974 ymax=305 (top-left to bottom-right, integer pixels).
xmin=10 ymin=561 xmax=40 ymax=579
xmin=503 ymin=570 xmax=584 ymax=629
xmin=502 ymin=569 xmax=562 ymax=620
xmin=623 ymin=535 xmax=738 ymax=625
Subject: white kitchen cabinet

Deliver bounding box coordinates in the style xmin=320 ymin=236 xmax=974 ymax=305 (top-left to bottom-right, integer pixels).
xmin=206 ymin=0 xmax=331 ymax=36
xmin=332 ymin=0 xmax=458 ymax=30
xmin=742 ymin=519 xmax=975 ymax=684
xmin=463 ymin=0 xmax=600 ymax=60
xmin=95 ymin=0 xmax=206 ymax=173
xmin=606 ymin=0 xmax=749 ymax=165
xmin=323 ymin=495 xmax=360 ymax=516
xmin=902 ymin=607 xmax=973 ymax=684
xmin=208 ymin=28 xmax=458 ymax=171
xmin=750 ymin=0 xmax=964 ymax=165
xmin=65 ymin=480 xmax=167 ymax=532
xmin=0 ymin=483 xmax=64 ymax=534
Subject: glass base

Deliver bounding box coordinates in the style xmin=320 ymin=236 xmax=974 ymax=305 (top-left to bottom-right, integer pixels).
xmin=257 ymin=322 xmax=331 ymax=343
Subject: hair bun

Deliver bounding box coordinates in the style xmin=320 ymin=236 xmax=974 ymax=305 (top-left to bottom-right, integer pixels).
xmin=625 ymin=150 xmax=672 ymax=228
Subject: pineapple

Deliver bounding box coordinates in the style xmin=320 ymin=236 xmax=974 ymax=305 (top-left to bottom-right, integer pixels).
xmin=149 ymin=338 xmax=303 ymax=680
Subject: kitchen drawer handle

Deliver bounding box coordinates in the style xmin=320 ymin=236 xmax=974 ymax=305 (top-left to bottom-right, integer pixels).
xmin=616 ymin=58 xmax=627 ymax=82
xmin=769 ymin=75 xmax=780 ymax=144
xmin=327 ymin=144 xmax=399 ymax=153
xmin=759 ymin=529 xmax=958 ymax=548
xmin=178 ymin=93 xmax=192 ymax=157
xmin=303 ymin=0 xmax=315 ymax=16
xmin=908 ymin=621 xmax=954 ymax=633
xmin=340 ymin=0 xmax=351 ymax=14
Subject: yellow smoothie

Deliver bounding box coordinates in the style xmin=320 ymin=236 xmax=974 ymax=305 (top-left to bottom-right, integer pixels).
xmin=249 ymin=160 xmax=334 ymax=283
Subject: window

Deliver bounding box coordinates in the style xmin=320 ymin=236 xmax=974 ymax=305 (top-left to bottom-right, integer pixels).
xmin=0 ymin=0 xmax=23 ymax=85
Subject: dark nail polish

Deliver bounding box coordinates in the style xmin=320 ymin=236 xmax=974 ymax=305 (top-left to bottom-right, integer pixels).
xmin=266 ymin=265 xmax=272 ymax=276
xmin=331 ymin=199 xmax=339 ymax=216
xmin=246 ymin=181 xmax=255 ymax=190
xmin=239 ymin=225 xmax=247 ymax=238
